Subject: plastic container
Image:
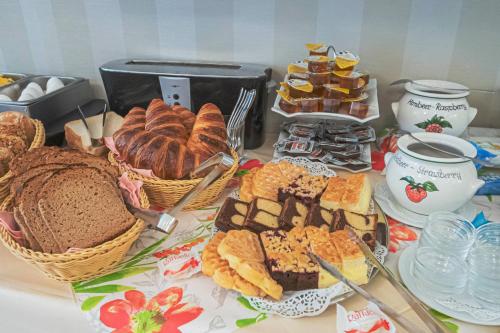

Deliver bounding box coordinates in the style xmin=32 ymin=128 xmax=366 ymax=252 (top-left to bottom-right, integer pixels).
xmin=299 ymin=98 xmax=322 ymax=113
xmin=324 ymin=83 xmax=364 ymax=99
xmin=279 ymin=97 xmax=300 ymax=114
xmin=306 ymin=56 xmax=329 ymax=73
xmin=333 ymin=51 xmax=360 ymax=71
xmin=285 ymin=79 xmax=313 ymax=99
xmin=308 ymin=72 xmax=330 ymax=86
xmin=332 ymin=71 xmax=369 ymax=90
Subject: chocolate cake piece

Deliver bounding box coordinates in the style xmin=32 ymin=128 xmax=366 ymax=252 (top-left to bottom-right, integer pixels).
xmin=305 ymin=203 xmax=334 ymax=230
xmin=279 ymin=197 xmax=309 ymax=231
xmin=243 ymin=198 xmax=282 ymax=233
xmin=214 ymin=197 xmax=249 ymax=232
xmin=277 ymin=174 xmax=327 ymax=206
xmin=260 ymin=229 xmax=319 ymax=291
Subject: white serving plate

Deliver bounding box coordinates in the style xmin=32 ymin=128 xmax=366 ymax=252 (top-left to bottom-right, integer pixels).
xmin=271 ymin=77 xmax=379 ymax=123
xmin=273 ymin=131 xmax=372 ymax=173
xmin=398 ymin=245 xmax=500 ymax=325
xmin=374 ymin=181 xmax=478 ymax=228
xmin=223 ymin=156 xmax=388 ymax=318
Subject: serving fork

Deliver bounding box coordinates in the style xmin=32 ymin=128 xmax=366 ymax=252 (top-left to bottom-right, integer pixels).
xmin=227 ymin=88 xmax=256 ymax=153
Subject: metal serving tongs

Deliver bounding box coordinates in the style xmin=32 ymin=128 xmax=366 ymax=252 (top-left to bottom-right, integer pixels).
xmin=317 ymin=230 xmax=453 ymax=333
xmin=128 ymin=152 xmax=235 ymax=234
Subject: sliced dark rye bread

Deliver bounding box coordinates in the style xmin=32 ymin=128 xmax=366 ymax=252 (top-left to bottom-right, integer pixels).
xmin=13 ymin=206 xmax=42 ymax=251
xmin=10 ymin=164 xmax=78 ymax=202
xmin=37 ymin=168 xmax=135 ymax=252
xmin=9 ymin=147 xmax=118 ymax=178
xmin=14 ymin=165 xmax=121 ymax=253
xmin=17 ymin=171 xmax=63 ymax=253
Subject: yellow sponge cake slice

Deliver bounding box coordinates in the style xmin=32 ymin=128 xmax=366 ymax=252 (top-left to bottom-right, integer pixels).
xmin=342 ymin=174 xmax=372 ymax=215
xmin=320 ymin=173 xmax=372 ymax=215
xmin=330 ymin=230 xmax=369 ymax=285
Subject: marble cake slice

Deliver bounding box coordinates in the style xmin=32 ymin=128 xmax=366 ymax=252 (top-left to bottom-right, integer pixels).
xmin=279 ymin=197 xmax=309 ymax=231
xmin=214 ymin=197 xmax=249 ymax=232
xmin=243 ymin=198 xmax=283 ymax=233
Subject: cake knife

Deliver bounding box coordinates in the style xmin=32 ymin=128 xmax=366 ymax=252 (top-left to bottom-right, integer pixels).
xmin=310 ymin=253 xmax=426 ymax=333
xmin=129 ymin=152 xmax=235 ymax=234
xmin=348 ymin=231 xmax=452 ymax=333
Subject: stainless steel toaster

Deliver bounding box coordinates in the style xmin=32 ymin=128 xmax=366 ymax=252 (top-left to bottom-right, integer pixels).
xmin=99 ymin=59 xmax=272 ymax=149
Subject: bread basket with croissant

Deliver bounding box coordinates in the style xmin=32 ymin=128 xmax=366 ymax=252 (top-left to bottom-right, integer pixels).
xmin=0 ymin=111 xmax=45 ymax=203
xmin=108 ymin=99 xmax=239 ymax=209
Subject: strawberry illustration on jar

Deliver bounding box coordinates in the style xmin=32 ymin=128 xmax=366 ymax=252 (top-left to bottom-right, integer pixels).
xmin=415 ymin=115 xmax=452 ymax=133
xmin=400 ymin=176 xmax=438 ymax=203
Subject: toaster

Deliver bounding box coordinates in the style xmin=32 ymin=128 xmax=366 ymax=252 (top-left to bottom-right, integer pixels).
xmin=99 ymin=59 xmax=272 ymax=149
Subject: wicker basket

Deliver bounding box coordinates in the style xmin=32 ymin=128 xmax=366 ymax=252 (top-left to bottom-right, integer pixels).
xmin=0 ymin=119 xmax=45 ymax=202
xmin=108 ymin=149 xmax=239 ymax=210
xmin=0 ymin=190 xmax=149 ymax=282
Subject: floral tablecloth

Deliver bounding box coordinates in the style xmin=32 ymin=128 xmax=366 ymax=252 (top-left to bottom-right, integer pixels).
xmin=72 ymin=179 xmax=500 ymax=333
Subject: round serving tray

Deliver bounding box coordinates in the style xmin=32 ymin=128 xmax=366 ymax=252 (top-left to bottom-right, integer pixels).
xmin=219 ymin=156 xmax=389 ymax=318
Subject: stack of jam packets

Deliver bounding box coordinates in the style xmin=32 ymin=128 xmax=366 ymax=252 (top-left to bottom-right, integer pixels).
xmin=274 ymin=121 xmax=376 ymax=172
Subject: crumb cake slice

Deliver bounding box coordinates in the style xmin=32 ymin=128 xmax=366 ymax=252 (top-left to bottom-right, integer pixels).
xmin=320 ymin=176 xmax=348 ymax=211
xmin=279 ymin=197 xmax=309 ymax=230
xmin=243 ymin=198 xmax=283 ymax=233
xmin=214 ymin=197 xmax=249 ymax=232
xmin=260 ymin=229 xmax=319 ymax=291
xmin=278 ymin=174 xmax=328 ymax=205
xmin=330 ymin=230 xmax=369 ymax=285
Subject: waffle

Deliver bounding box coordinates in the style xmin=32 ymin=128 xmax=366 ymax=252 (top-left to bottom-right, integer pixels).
xmin=251 ymin=163 xmax=288 ymax=201
xmin=217 ymin=230 xmax=283 ymax=300
xmin=239 ymin=167 xmax=258 ymax=202
xmin=201 ymin=232 xmax=265 ymax=297
xmin=277 ymin=161 xmax=308 ymax=182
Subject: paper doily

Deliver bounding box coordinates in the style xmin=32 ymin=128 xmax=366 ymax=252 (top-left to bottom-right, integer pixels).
xmin=436 ymin=296 xmax=500 ymax=321
xmin=246 ymin=243 xmax=387 ymax=318
xmin=273 ymin=155 xmax=337 ymax=177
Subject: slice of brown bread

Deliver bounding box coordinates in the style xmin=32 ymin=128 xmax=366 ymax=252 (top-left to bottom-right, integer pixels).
xmin=10 ymin=164 xmax=75 ymax=202
xmin=10 ymin=147 xmax=118 ymax=178
xmin=13 ymin=206 xmax=42 ymax=251
xmin=37 ymin=168 xmax=135 ymax=252
xmin=17 ymin=171 xmax=63 ymax=253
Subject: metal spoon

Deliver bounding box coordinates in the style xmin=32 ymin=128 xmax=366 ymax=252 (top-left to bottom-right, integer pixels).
xmin=403 ymin=131 xmax=495 ymax=167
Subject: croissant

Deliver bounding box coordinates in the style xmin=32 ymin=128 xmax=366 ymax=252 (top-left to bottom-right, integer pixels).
xmin=114 ymin=99 xmax=229 ymax=180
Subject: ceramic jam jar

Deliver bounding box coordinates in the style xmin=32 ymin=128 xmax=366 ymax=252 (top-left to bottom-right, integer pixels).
xmin=391 ymin=80 xmax=477 ymax=137
xmin=384 ymin=132 xmax=484 ymax=215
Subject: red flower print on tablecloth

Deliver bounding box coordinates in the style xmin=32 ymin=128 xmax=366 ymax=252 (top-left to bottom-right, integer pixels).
xmin=100 ymin=287 xmax=203 ymax=333
xmin=387 ymin=217 xmax=418 ymax=253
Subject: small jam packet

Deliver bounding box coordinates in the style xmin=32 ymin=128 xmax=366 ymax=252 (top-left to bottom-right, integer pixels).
xmin=337 ymin=302 xmax=396 ymax=333
xmin=275 ymin=140 xmax=315 ymax=155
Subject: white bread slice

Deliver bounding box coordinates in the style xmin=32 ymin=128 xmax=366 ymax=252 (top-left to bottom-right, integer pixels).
xmin=65 ymin=111 xmax=123 ymax=156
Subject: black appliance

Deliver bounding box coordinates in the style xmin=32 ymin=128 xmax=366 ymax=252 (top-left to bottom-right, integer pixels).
xmin=99 ymin=59 xmax=272 ymax=149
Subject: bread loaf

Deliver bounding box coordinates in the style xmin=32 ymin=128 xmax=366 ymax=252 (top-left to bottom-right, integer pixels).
xmin=0 ymin=111 xmax=35 ymax=177
xmin=113 ymin=99 xmax=229 ymax=180
xmin=8 ymin=147 xmax=136 ymax=253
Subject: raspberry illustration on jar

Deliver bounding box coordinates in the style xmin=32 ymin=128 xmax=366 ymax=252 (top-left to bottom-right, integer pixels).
xmin=415 ymin=115 xmax=452 ymax=133
xmin=400 ymin=176 xmax=438 ymax=203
